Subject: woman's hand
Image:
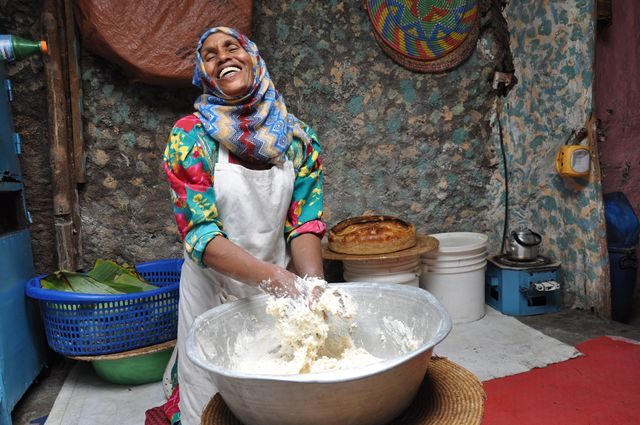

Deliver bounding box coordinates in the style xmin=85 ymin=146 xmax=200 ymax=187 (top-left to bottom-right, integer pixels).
xmin=204 ymin=236 xmax=302 ymax=298
xmin=258 ymin=266 xmax=301 ymax=298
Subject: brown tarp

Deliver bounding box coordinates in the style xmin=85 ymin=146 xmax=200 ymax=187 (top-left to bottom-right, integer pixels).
xmin=73 ymin=0 xmax=253 ymax=87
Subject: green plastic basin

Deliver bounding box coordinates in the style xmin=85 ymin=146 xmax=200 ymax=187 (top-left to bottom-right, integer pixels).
xmin=71 ymin=340 xmax=176 ymax=386
xmin=91 ymin=348 xmax=173 ymax=385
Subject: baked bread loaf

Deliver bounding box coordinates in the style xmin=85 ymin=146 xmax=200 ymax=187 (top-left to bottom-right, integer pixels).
xmin=328 ymin=215 xmax=417 ymax=255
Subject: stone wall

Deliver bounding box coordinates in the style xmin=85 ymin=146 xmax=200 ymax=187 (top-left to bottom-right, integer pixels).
xmin=3 ymin=0 xmax=611 ymax=315
xmin=252 ymin=0 xmax=502 ymax=234
xmin=4 ymin=0 xmax=507 ymax=274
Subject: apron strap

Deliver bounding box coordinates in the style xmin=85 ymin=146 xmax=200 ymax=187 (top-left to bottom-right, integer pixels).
xmin=218 ymin=143 xmax=230 ymax=164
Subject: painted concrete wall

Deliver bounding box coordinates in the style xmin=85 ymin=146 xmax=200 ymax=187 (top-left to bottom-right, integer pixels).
xmin=492 ymin=0 xmax=610 ymax=315
xmin=595 ymin=0 xmax=640 ymax=294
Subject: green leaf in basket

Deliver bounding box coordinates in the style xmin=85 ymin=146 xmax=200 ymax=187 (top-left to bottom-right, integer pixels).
xmin=41 ymin=271 xmax=123 ymax=294
xmin=101 ymin=280 xmax=155 ymax=293
xmin=88 ymin=259 xmax=157 ymax=293
xmin=40 ymin=271 xmax=74 ymax=292
xmin=64 ymin=272 xmax=124 ymax=294
xmin=87 ymin=259 xmax=129 ymax=281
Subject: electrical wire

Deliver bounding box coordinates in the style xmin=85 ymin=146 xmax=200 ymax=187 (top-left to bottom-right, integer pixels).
xmin=496 ymin=93 xmax=509 ymax=255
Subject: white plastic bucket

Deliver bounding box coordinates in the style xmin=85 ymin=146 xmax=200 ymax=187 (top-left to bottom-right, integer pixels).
xmin=422 ymin=253 xmax=487 ymax=269
xmin=427 ymin=232 xmax=489 ymax=253
xmin=420 ymin=264 xmax=486 ymax=324
xmin=342 ymin=256 xmax=421 ymax=286
xmin=422 ymin=249 xmax=487 ymax=264
xmin=343 ymin=271 xmax=418 ymax=284
xmin=345 ymin=256 xmax=419 ymax=268
xmin=425 ymin=262 xmax=486 ymax=274
xmin=344 ymin=257 xmax=420 ymax=275
xmin=418 ymin=232 xmax=488 ymax=324
xmin=341 ymin=276 xmax=420 ymax=287
xmin=403 ymin=277 xmax=420 ymax=287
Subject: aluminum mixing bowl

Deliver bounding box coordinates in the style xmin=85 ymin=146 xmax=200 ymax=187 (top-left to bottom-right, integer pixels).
xmin=187 ymin=282 xmax=452 ymax=425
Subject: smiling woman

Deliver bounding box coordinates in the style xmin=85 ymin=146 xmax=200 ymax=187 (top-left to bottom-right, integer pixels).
xmin=159 ymin=27 xmax=326 ymax=425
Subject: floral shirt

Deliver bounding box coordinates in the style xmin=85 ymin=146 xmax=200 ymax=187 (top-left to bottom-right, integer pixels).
xmin=163 ymin=114 xmax=325 ymax=266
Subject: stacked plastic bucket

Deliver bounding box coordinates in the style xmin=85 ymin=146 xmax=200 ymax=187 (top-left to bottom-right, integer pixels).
xmin=343 ymin=256 xmax=421 ymax=287
xmin=419 ymin=232 xmax=489 ymax=324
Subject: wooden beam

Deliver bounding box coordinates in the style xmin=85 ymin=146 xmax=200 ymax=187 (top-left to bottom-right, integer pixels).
xmin=43 ymin=0 xmax=82 ymax=270
xmin=54 ymin=221 xmax=77 ymax=271
xmin=587 ymin=114 xmax=611 ymax=319
xmin=63 ymin=0 xmax=86 ymax=184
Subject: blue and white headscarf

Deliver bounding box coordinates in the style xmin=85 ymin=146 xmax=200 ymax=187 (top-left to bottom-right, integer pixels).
xmin=192 ymin=27 xmax=310 ymax=165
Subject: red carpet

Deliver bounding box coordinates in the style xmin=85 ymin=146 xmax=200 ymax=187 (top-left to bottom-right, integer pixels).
xmin=482 ymin=336 xmax=640 ymax=425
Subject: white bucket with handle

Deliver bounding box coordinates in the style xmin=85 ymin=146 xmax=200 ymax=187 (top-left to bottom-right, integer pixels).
xmin=420 ymin=232 xmax=488 ymax=324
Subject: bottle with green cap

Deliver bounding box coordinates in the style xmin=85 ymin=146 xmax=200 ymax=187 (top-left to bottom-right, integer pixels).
xmin=0 ymin=34 xmax=49 ymax=63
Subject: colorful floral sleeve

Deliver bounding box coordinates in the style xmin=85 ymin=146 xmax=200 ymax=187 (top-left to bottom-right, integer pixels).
xmin=163 ymin=115 xmax=224 ymax=266
xmin=285 ymin=122 xmax=326 ymax=242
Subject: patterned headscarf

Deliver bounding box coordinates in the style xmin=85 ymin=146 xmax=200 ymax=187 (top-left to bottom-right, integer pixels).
xmin=193 ymin=27 xmax=310 ymax=165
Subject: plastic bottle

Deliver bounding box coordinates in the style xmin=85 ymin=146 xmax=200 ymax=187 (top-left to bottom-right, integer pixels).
xmin=0 ymin=34 xmax=48 ymax=63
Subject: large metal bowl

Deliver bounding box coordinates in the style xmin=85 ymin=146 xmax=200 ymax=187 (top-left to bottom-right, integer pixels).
xmin=187 ymin=282 xmax=452 ymax=425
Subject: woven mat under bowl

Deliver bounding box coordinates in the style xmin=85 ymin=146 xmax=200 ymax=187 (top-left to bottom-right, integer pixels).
xmin=201 ymin=356 xmax=485 ymax=425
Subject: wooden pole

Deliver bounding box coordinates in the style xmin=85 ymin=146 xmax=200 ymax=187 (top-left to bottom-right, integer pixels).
xmin=43 ymin=0 xmax=82 ymax=270
xmin=64 ymin=0 xmax=86 ymax=184
xmin=587 ymin=114 xmax=611 ymax=319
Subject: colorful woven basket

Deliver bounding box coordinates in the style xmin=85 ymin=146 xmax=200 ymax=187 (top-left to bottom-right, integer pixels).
xmin=366 ymin=0 xmax=480 ymax=72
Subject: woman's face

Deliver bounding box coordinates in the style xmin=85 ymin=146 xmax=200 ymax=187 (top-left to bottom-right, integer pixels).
xmin=201 ymin=32 xmax=254 ymax=97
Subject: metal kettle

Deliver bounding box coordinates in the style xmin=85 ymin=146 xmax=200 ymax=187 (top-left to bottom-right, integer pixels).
xmin=505 ymin=228 xmax=542 ymax=261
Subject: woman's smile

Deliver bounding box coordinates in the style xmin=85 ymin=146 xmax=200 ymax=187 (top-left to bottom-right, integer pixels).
xmin=218 ymin=65 xmax=241 ymax=79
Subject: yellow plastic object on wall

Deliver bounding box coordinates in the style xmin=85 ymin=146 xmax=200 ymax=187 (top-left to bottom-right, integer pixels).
xmin=555 ymin=145 xmax=591 ymax=177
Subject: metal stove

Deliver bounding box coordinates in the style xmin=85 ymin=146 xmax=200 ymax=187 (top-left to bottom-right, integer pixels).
xmin=485 ymin=255 xmax=561 ymax=316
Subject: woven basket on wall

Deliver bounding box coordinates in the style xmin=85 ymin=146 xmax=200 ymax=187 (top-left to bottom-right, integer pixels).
xmin=365 ymin=0 xmax=480 ymax=73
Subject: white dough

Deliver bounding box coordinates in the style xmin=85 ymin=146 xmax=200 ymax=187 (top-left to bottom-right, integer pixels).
xmin=230 ymin=277 xmax=382 ymax=375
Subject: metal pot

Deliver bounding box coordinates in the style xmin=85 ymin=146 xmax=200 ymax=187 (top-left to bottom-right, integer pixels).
xmin=187 ymin=283 xmax=452 ymax=425
xmin=505 ymin=229 xmax=542 ymax=261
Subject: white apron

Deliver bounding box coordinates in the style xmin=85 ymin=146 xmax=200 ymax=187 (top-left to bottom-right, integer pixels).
xmin=175 ymin=144 xmax=295 ymax=425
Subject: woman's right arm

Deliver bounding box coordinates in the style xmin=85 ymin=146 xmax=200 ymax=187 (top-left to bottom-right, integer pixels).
xmin=163 ymin=116 xmax=225 ymax=264
xmin=202 ymin=236 xmax=300 ymax=297
xmin=163 ymin=117 xmax=299 ymax=297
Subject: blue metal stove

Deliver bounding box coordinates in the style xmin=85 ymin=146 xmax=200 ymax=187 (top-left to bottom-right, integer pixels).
xmin=485 ymin=255 xmax=561 ymax=316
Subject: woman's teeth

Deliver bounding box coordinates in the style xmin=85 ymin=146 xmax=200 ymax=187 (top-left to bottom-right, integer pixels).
xmin=219 ymin=66 xmax=240 ymax=78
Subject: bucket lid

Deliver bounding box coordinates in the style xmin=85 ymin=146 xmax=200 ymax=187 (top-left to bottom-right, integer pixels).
xmin=430 ymin=232 xmax=488 ymax=253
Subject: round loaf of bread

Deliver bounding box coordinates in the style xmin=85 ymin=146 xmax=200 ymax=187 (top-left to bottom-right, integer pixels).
xmin=328 ymin=215 xmax=417 ymax=255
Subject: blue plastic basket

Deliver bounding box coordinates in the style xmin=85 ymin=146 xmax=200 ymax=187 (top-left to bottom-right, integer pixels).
xmin=25 ymin=258 xmax=183 ymax=356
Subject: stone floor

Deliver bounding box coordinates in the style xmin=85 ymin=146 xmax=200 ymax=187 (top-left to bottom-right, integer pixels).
xmin=11 ymin=297 xmax=640 ymax=425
